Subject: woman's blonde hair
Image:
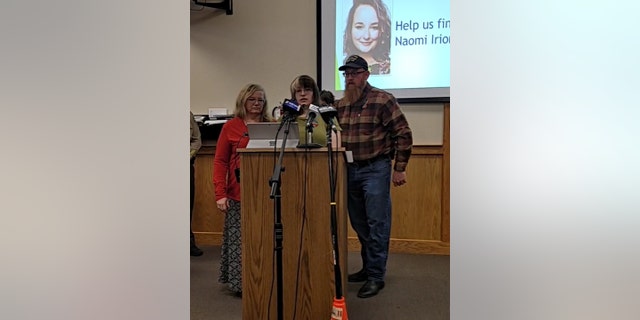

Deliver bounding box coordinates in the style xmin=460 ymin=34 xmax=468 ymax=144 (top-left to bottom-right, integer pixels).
xmin=233 ymin=83 xmax=272 ymax=121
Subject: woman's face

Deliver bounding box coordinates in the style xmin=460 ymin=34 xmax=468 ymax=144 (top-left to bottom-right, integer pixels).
xmin=294 ymin=87 xmax=314 ymax=106
xmin=351 ymin=5 xmax=379 ymax=53
xmin=244 ymin=91 xmax=265 ymax=117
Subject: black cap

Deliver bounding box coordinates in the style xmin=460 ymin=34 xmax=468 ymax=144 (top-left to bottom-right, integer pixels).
xmin=338 ymin=55 xmax=368 ymax=71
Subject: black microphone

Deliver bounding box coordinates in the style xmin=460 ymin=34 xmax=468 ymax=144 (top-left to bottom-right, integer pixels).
xmin=306 ymin=104 xmax=320 ymax=132
xmin=281 ymin=99 xmax=302 ymax=121
xmin=318 ymin=105 xmax=338 ymax=124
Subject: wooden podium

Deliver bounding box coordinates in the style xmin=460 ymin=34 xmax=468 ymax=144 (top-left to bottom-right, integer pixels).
xmin=239 ymin=147 xmax=348 ymax=320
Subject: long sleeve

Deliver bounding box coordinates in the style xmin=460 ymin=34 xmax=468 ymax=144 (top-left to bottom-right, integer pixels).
xmin=383 ymin=99 xmax=413 ymax=172
xmin=212 ymin=117 xmax=246 ymax=202
xmin=213 ymin=123 xmax=232 ymax=201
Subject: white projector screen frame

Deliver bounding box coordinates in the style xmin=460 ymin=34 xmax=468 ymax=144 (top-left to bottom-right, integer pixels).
xmin=318 ymin=0 xmax=450 ymax=102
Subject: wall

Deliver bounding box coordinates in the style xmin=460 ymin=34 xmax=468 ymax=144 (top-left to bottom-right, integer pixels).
xmin=190 ymin=0 xmax=444 ymax=145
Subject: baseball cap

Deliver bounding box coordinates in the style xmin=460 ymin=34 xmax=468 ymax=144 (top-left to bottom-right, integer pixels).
xmin=338 ymin=55 xmax=368 ymax=71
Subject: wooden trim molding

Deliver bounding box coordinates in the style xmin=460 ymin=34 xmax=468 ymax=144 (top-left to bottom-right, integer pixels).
xmin=442 ymin=103 xmax=450 ymax=244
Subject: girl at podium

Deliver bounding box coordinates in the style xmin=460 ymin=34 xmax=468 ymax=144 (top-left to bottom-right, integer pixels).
xmin=289 ymin=75 xmax=341 ymax=148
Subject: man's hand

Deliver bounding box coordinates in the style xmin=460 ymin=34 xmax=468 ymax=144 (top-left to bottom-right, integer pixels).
xmin=392 ymin=171 xmax=407 ymax=187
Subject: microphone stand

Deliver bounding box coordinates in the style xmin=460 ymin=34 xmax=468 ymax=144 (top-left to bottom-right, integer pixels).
xmin=268 ymin=115 xmax=294 ymax=320
xmin=324 ymin=119 xmax=344 ymax=302
xmin=298 ymin=113 xmax=322 ymax=149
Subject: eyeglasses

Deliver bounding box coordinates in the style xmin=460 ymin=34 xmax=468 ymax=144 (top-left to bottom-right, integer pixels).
xmin=342 ymin=70 xmax=367 ymax=78
xmin=247 ymin=98 xmax=265 ymax=104
xmin=295 ymin=88 xmax=313 ymax=94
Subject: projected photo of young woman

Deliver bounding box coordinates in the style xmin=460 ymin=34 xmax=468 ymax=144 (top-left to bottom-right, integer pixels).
xmin=343 ymin=0 xmax=392 ymax=75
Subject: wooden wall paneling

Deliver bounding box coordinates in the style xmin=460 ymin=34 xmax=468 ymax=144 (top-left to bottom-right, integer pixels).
xmin=391 ymin=155 xmax=443 ymax=240
xmin=346 ymin=146 xmax=449 ymax=255
xmin=193 ymin=147 xmax=223 ymax=245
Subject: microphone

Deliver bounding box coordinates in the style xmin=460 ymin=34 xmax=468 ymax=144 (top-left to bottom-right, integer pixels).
xmin=306 ymin=104 xmax=320 ymax=132
xmin=318 ymin=105 xmax=338 ymax=124
xmin=281 ymin=99 xmax=302 ymax=121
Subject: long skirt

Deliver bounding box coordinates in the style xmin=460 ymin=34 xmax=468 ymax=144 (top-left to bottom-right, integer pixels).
xmin=218 ymin=199 xmax=242 ymax=294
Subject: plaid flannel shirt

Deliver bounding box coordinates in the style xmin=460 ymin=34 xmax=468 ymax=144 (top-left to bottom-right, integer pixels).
xmin=336 ymin=83 xmax=413 ymax=172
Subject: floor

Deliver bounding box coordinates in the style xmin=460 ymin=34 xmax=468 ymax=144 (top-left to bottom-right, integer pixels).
xmin=191 ymin=245 xmax=450 ymax=319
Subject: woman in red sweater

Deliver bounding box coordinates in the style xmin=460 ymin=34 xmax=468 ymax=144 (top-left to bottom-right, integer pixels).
xmin=213 ymin=83 xmax=272 ymax=296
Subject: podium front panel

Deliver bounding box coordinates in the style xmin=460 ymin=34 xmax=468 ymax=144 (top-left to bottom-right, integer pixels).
xmin=239 ymin=148 xmax=348 ymax=320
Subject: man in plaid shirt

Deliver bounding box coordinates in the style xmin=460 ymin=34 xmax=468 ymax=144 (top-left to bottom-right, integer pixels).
xmin=336 ymin=55 xmax=413 ymax=298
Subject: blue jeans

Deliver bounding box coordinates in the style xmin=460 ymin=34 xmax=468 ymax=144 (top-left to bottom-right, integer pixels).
xmin=347 ymin=157 xmax=392 ymax=281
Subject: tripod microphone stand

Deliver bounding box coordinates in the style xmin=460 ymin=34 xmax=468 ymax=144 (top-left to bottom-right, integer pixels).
xmin=268 ymin=116 xmax=295 ymax=320
xmin=324 ymin=120 xmax=348 ymax=319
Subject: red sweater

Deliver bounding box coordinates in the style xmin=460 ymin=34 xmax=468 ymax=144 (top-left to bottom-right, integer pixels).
xmin=213 ymin=117 xmax=249 ymax=201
